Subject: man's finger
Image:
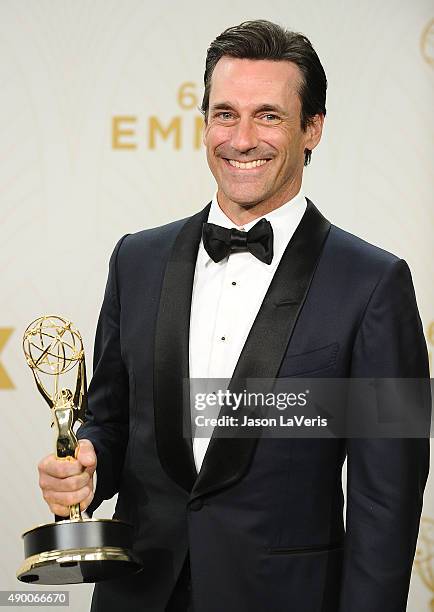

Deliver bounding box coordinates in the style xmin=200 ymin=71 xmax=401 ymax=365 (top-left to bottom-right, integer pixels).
xmin=43 ymin=485 xmax=92 ymax=508
xmin=38 ymin=454 xmax=83 ymax=479
xmin=39 ymin=470 xmax=90 ymax=492
xmin=49 ymin=503 xmax=70 ymax=517
xmin=80 ymin=489 xmax=94 ymax=512
xmin=76 ymin=439 xmax=97 ymax=471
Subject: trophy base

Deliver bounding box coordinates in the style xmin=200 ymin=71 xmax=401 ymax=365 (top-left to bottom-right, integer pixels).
xmin=17 ymin=546 xmax=142 ymax=584
xmin=17 ymin=518 xmax=143 ymax=584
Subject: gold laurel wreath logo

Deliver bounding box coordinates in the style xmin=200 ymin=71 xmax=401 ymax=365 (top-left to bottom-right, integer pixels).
xmin=421 ymin=18 xmax=434 ymax=67
xmin=0 ymin=328 xmax=14 ymax=389
xmin=427 ymin=321 xmax=434 ymax=346
xmin=414 ymin=517 xmax=434 ymax=611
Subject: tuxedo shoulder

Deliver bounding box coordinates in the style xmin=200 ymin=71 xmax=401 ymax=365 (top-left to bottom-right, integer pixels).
xmin=105 ymin=217 xmax=192 ymax=274
xmin=326 ymin=224 xmax=403 ymax=271
xmin=120 ymin=216 xmax=190 ymax=252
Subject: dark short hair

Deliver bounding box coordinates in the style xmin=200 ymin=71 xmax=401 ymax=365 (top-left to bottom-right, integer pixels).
xmin=201 ymin=20 xmax=327 ymax=165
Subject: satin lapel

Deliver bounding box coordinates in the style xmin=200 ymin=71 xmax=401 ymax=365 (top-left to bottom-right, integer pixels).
xmin=154 ymin=204 xmax=210 ymax=493
xmin=191 ymin=200 xmax=331 ymax=500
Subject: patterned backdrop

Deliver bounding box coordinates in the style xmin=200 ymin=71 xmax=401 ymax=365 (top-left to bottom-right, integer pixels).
xmin=0 ymin=1 xmax=432 ymax=610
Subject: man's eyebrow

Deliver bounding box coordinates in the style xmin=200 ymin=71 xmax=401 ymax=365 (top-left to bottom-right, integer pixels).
xmin=255 ymin=104 xmax=286 ymax=115
xmin=209 ymin=102 xmax=236 ymax=112
xmin=209 ymin=102 xmax=286 ymax=114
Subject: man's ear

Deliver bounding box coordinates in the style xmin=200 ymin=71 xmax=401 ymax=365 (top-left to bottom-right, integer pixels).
xmin=305 ymin=114 xmax=324 ymax=151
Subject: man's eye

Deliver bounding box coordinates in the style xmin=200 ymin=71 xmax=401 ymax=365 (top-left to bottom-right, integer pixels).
xmin=216 ymin=112 xmax=235 ymax=120
xmin=261 ymin=114 xmax=280 ymax=122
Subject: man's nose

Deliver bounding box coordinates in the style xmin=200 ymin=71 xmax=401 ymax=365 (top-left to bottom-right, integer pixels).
xmin=230 ymin=118 xmax=258 ymax=153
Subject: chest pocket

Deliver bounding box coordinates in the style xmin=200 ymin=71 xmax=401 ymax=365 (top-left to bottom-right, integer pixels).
xmin=278 ymin=342 xmax=339 ymax=377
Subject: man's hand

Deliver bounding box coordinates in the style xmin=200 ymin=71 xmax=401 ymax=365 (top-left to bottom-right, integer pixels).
xmin=38 ymin=439 xmax=97 ymax=517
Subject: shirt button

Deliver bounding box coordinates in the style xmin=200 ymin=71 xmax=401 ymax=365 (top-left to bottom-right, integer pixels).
xmin=231 ymin=281 xmax=237 ymax=286
xmin=221 ymin=336 xmax=226 ymax=341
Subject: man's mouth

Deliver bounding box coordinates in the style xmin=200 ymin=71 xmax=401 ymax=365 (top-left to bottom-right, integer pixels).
xmin=224 ymin=158 xmax=270 ymax=170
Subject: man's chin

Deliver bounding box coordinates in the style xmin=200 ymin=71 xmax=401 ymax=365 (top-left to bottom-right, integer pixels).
xmin=219 ymin=189 xmax=268 ymax=209
xmin=236 ymin=201 xmax=263 ymax=209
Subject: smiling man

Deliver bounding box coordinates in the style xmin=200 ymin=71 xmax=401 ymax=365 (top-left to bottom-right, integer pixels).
xmin=203 ymin=57 xmax=322 ymax=222
xmin=38 ymin=20 xmax=429 ymax=612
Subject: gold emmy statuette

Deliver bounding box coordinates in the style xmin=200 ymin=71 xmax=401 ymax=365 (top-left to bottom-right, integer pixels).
xmin=414 ymin=517 xmax=434 ymax=611
xmin=17 ymin=315 xmax=143 ymax=584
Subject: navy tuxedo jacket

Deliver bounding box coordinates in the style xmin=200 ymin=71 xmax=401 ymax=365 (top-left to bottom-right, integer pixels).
xmin=77 ymin=200 xmax=429 ymax=612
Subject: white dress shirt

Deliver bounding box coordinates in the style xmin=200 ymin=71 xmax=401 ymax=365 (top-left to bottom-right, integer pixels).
xmin=189 ymin=189 xmax=307 ymax=472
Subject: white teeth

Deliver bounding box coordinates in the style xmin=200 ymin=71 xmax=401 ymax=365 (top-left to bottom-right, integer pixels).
xmin=228 ymin=159 xmax=268 ymax=169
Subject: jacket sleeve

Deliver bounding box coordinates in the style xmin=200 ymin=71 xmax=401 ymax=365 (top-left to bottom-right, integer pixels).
xmin=339 ymin=258 xmax=430 ymax=611
xmin=77 ymin=235 xmax=130 ymax=516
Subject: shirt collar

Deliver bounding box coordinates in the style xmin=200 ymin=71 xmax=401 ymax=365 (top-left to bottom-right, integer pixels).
xmin=206 ymin=189 xmax=307 ymax=271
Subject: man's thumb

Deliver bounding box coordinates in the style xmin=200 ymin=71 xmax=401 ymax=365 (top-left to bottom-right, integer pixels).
xmin=76 ymin=439 xmax=97 ymax=470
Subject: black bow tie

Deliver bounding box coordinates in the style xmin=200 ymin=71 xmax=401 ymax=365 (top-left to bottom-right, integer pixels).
xmin=202 ymin=218 xmax=274 ymax=265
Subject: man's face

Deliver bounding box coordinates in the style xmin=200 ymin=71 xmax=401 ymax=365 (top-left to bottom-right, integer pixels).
xmin=203 ymin=57 xmax=323 ymax=212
